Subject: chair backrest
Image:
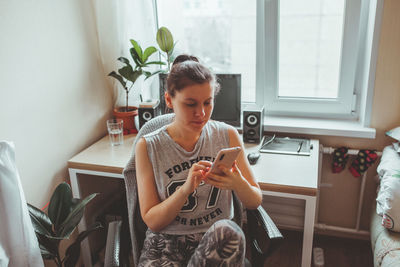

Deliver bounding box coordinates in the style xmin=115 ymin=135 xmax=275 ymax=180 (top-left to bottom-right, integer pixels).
xmin=122 ymin=113 xmax=175 ymax=266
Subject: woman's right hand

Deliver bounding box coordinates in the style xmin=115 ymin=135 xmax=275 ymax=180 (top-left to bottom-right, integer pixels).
xmin=181 ymin=160 xmax=212 ymax=195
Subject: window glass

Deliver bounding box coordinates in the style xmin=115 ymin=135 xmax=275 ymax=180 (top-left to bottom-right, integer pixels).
xmin=278 ymin=0 xmax=345 ymax=98
xmin=156 ymin=0 xmax=257 ymax=102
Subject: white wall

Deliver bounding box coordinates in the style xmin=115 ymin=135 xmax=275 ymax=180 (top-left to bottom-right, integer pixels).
xmin=0 ymin=0 xmax=113 ymax=207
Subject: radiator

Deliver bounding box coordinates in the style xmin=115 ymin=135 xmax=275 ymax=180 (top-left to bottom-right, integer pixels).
xmin=315 ymin=146 xmax=382 ymax=237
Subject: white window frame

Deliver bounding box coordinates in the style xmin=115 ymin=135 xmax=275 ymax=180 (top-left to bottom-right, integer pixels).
xmin=152 ymin=0 xmax=383 ymax=137
xmin=255 ymin=0 xmax=382 ymax=122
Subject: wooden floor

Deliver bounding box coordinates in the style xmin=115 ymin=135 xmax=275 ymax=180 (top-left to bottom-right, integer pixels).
xmin=263 ymin=230 xmax=373 ymax=267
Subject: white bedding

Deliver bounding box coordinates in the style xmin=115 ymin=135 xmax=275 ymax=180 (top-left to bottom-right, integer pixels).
xmin=376 ymin=145 xmax=400 ymax=232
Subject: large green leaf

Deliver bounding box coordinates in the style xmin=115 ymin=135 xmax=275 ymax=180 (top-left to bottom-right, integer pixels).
xmin=27 ymin=203 xmax=53 ymax=237
xmin=144 ymin=70 xmax=164 ymax=80
xmin=58 ymin=193 xmax=98 ymax=238
xmin=143 ymin=61 xmax=166 ymax=67
xmin=48 ymin=182 xmax=72 ymax=232
xmin=130 ymin=47 xmax=143 ymax=68
xmin=142 ymin=46 xmax=158 ymax=63
xmin=70 ymin=198 xmax=81 ymax=209
xmin=118 ymin=66 xmax=141 ymax=84
xmin=143 ymin=71 xmax=152 ymax=78
xmin=157 ymin=27 xmax=174 ymax=53
xmin=39 ymin=247 xmax=56 ymax=260
xmin=108 ymin=71 xmax=127 ymax=88
xmin=117 ymin=56 xmax=130 ymax=65
xmin=63 ymin=222 xmax=103 ymax=267
xmin=36 ymin=233 xmax=59 ymax=259
xmin=118 ymin=65 xmax=134 ymax=80
xmin=130 ymin=39 xmax=143 ymax=63
xmin=131 ymin=71 xmax=142 ymax=84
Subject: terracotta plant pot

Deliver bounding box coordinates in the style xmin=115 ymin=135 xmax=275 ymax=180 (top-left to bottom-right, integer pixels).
xmin=113 ymin=106 xmax=138 ymax=133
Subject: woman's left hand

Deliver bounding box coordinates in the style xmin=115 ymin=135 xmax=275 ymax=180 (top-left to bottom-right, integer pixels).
xmin=204 ymin=161 xmax=245 ymax=191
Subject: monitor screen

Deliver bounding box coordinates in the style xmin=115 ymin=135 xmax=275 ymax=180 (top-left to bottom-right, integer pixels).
xmin=211 ymin=74 xmax=241 ymax=127
xmin=158 ymin=73 xmax=241 ymax=127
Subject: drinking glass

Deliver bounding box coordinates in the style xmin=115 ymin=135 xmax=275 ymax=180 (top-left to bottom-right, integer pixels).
xmin=107 ymin=119 xmax=123 ymax=146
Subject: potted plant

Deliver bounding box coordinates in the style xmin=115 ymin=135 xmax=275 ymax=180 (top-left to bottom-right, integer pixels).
xmin=108 ymin=39 xmax=165 ymax=133
xmin=28 ymin=182 xmax=101 ymax=267
xmin=156 ymin=27 xmax=176 ymax=113
xmin=156 ymin=26 xmax=176 ymax=72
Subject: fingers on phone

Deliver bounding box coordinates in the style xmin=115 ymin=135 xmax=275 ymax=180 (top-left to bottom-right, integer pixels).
xmin=200 ymin=167 xmax=211 ymax=179
xmin=217 ymin=164 xmax=231 ymax=173
xmin=193 ymin=163 xmax=209 ymax=171
xmin=231 ymin=161 xmax=240 ymax=172
xmin=198 ymin=160 xmax=213 ymax=166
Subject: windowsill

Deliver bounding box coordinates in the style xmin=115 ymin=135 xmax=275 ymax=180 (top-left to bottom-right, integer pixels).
xmin=261 ymin=115 xmax=376 ymax=139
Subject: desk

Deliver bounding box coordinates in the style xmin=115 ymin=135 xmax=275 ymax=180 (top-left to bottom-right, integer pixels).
xmin=244 ymin=141 xmax=319 ymax=267
xmin=68 ymin=134 xmax=319 ymax=267
xmin=68 ymin=134 xmax=135 ymax=267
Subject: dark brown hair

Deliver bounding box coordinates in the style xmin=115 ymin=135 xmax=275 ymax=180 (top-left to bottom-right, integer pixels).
xmin=166 ymin=54 xmax=220 ymax=97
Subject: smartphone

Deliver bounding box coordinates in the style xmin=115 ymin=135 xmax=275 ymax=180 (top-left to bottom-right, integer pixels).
xmin=209 ymin=147 xmax=242 ymax=175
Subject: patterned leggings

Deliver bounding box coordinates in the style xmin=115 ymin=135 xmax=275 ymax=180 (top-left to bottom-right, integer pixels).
xmin=138 ymin=219 xmax=245 ymax=267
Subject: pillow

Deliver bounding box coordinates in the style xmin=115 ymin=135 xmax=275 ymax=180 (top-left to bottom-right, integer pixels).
xmin=376 ymin=145 xmax=400 ymax=232
xmin=386 ymin=126 xmax=400 ymax=142
xmin=386 ymin=127 xmax=400 ymax=153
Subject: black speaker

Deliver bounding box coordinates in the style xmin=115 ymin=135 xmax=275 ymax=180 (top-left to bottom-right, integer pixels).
xmin=138 ymin=100 xmax=161 ymax=129
xmin=243 ymin=105 xmax=264 ymax=143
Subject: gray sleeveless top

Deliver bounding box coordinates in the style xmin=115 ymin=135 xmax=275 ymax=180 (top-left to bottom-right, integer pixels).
xmin=143 ymin=120 xmax=234 ymax=234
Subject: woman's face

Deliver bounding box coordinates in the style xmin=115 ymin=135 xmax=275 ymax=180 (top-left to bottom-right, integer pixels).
xmin=166 ymin=82 xmax=214 ymax=133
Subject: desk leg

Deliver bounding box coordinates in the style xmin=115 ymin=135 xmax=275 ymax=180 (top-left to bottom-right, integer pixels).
xmin=69 ymin=169 xmax=92 ymax=267
xmin=302 ymin=196 xmax=316 ymax=267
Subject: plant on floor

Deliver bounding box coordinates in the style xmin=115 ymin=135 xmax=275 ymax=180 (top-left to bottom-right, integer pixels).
xmin=28 ymin=182 xmax=101 ymax=267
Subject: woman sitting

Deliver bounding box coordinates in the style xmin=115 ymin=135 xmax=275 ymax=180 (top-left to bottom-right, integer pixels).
xmin=135 ymin=54 xmax=262 ymax=266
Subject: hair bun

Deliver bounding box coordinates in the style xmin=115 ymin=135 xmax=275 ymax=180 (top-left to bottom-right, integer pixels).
xmin=172 ymin=54 xmax=199 ymax=66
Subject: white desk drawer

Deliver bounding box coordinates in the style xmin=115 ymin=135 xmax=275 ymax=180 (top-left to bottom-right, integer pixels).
xmin=261 ymin=194 xmax=305 ymax=230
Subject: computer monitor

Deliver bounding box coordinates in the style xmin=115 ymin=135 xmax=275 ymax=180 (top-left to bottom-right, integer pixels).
xmin=211 ymin=74 xmax=241 ymax=127
xmin=158 ymin=73 xmax=241 ymax=127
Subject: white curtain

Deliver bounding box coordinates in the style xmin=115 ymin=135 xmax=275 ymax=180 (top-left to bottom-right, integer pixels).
xmin=0 ymin=141 xmax=44 ymax=267
xmin=91 ymin=0 xmax=158 ymax=107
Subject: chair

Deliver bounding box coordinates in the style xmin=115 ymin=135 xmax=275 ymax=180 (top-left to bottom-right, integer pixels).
xmin=105 ymin=114 xmax=283 ymax=266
